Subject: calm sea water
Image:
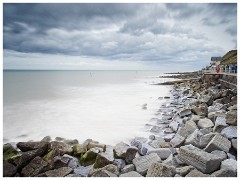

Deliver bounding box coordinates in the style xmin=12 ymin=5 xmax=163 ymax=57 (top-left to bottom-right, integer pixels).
xmin=3 ymin=70 xmax=172 ymax=145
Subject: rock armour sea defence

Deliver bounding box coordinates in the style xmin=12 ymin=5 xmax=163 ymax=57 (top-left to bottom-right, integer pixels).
xmin=3 ymin=71 xmax=237 ymax=177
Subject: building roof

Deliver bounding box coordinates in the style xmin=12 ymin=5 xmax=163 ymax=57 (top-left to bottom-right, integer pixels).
xmin=211 ymin=57 xmax=222 ymax=61
xmin=220 ymin=50 xmax=237 ymax=65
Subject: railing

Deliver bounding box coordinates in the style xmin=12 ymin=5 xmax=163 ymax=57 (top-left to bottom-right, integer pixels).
xmin=202 ymin=69 xmax=237 ymax=74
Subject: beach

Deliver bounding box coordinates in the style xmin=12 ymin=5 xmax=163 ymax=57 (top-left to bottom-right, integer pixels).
xmin=3 ymin=71 xmax=237 ymax=177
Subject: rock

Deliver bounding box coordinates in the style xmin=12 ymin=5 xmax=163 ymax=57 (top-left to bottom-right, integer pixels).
xmin=114 ymin=142 xmax=138 ymax=163
xmin=227 ymin=152 xmax=236 ymax=160
xmin=132 ymin=153 xmax=161 ymax=175
xmin=121 ymin=164 xmax=135 ymax=174
xmin=65 ymin=174 xmax=83 ymax=177
xmin=178 ymin=145 xmax=221 ymax=173
xmin=204 ymin=134 xmax=231 ymax=153
xmin=190 ymin=115 xmax=201 ymax=122
xmin=42 ymin=149 xmax=59 ymax=168
xmin=91 ymin=170 xmax=117 ymax=177
xmin=185 ymin=169 xmax=209 ymax=177
xmin=146 ymin=162 xmax=175 ymax=177
xmin=211 ymin=169 xmax=237 ymax=177
xmin=147 ymin=148 xmax=171 ymax=160
xmin=174 ymin=174 xmax=182 ymax=177
xmin=73 ymin=144 xmax=87 ymax=156
xmin=184 ymin=129 xmax=202 ymax=147
xmin=231 ymin=139 xmax=237 ymax=151
xmin=53 ymin=156 xmax=70 ymax=169
xmin=41 ymin=136 xmax=52 ymax=142
xmin=63 ymin=154 xmax=79 ymax=169
xmin=201 ymin=95 xmax=213 ymax=106
xmin=120 ymin=171 xmax=143 ymax=177
xmin=63 ymin=139 xmax=79 ymax=146
xmin=228 ymin=104 xmax=237 ymax=111
xmin=160 ymin=142 xmax=171 ymax=148
xmin=221 ymin=159 xmax=237 ymax=173
xmin=18 ymin=143 xmax=49 ymax=169
xmin=89 ymin=164 xmax=119 ymax=177
xmin=39 ymin=167 xmax=73 ymax=177
xmin=3 ymin=143 xmax=18 ymax=155
xmin=113 ymin=159 xmax=126 ymax=169
xmin=87 ymin=142 xmax=106 ymax=151
xmin=149 ymin=138 xmax=165 ymax=148
xmin=55 ymin=137 xmax=65 ymax=141
xmin=176 ymin=166 xmax=194 ymax=177
xmin=137 ymin=143 xmax=154 ymax=156
xmin=130 ymin=137 xmax=147 ymax=149
xmin=73 ymin=166 xmax=90 ymax=177
xmin=80 ymin=147 xmax=100 ymax=165
xmin=213 ymin=116 xmax=228 ymax=133
xmin=163 ymin=154 xmax=179 ymax=167
xmin=94 ymin=152 xmax=114 ymax=168
xmin=149 ymin=135 xmax=155 ymax=140
xmin=199 ymin=133 xmax=216 ymax=148
xmin=169 ymin=121 xmax=179 ymax=132
xmin=3 ymin=161 xmax=17 ymax=177
xmin=17 ymin=142 xmax=49 ymax=152
xmin=164 ymin=128 xmax=174 ymax=134
xmin=50 ymin=141 xmax=72 ymax=155
xmin=184 ymin=120 xmax=199 ymax=135
xmin=197 ymin=118 xmax=214 ymax=129
xmin=191 ymin=104 xmax=208 ymax=117
xmin=179 ymin=109 xmax=192 ymax=117
xmin=211 ymin=150 xmax=227 ymax=161
xmin=21 ymin=156 xmax=48 ymax=177
xmin=163 ymin=133 xmax=175 ymax=142
xmin=170 ymin=134 xmax=185 ymax=148
xmin=226 ymin=110 xmax=237 ymax=125
xmin=221 ymin=126 xmax=237 ymax=139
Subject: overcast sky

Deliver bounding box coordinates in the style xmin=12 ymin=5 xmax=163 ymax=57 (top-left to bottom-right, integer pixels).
xmin=3 ymin=3 xmax=237 ymax=71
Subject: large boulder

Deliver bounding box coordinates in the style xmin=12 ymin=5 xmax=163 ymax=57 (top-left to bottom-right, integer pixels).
xmin=231 ymin=139 xmax=237 ymax=151
xmin=73 ymin=166 xmax=90 ymax=177
xmin=213 ymin=116 xmax=228 ymax=133
xmin=221 ymin=159 xmax=237 ymax=174
xmin=201 ymin=95 xmax=213 ymax=106
xmin=94 ymin=152 xmax=114 ymax=168
xmin=17 ymin=142 xmax=49 ymax=152
xmin=50 ymin=141 xmax=72 ymax=155
xmin=90 ymin=164 xmax=119 ymax=177
xmin=184 ymin=120 xmax=199 ymax=135
xmin=21 ymin=156 xmax=48 ymax=177
xmin=63 ymin=154 xmax=79 ymax=169
xmin=184 ymin=129 xmax=203 ymax=147
xmin=147 ymin=148 xmax=172 ymax=160
xmin=197 ymin=118 xmax=214 ymax=129
xmin=87 ymin=142 xmax=106 ymax=151
xmin=3 ymin=161 xmax=17 ymax=177
xmin=178 ymin=109 xmax=192 ymax=117
xmin=185 ymin=169 xmax=209 ymax=177
xmin=80 ymin=147 xmax=101 ymax=166
xmin=73 ymin=144 xmax=87 ymax=156
xmin=176 ymin=166 xmax=195 ymax=177
xmin=121 ymin=164 xmax=135 ymax=174
xmin=18 ymin=143 xmax=49 ymax=169
xmin=211 ymin=150 xmax=227 ymax=161
xmin=204 ymin=134 xmax=231 ymax=153
xmin=37 ymin=167 xmax=73 ymax=177
xmin=211 ymin=169 xmax=237 ymax=177
xmin=132 ymin=153 xmax=161 ymax=175
xmin=191 ymin=104 xmax=208 ymax=117
xmin=221 ymin=126 xmax=237 ymax=139
xmin=178 ymin=145 xmax=221 ymax=174
xmin=226 ymin=110 xmax=237 ymax=125
xmin=53 ymin=156 xmax=70 ymax=169
xmin=146 ymin=162 xmax=175 ymax=177
xmin=114 ymin=142 xmax=138 ymax=163
xmin=3 ymin=143 xmax=18 ymax=155
xmin=199 ymin=133 xmax=216 ymax=148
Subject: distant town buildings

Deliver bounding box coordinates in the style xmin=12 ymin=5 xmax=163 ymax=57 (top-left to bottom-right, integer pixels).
xmin=208 ymin=50 xmax=237 ymax=73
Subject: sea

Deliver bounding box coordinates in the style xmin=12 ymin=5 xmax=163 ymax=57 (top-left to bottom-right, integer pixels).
xmin=3 ymin=70 xmax=174 ymax=145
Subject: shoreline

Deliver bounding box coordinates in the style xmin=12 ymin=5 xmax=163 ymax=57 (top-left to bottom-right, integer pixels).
xmin=3 ymin=72 xmax=237 ymax=177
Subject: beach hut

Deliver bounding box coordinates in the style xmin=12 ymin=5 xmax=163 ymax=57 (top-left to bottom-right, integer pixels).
xmin=220 ymin=50 xmax=237 ymax=73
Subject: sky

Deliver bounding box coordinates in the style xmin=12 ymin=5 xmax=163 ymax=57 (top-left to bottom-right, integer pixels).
xmin=3 ymin=3 xmax=237 ymax=71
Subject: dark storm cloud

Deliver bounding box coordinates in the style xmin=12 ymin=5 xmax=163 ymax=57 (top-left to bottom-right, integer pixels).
xmin=3 ymin=3 xmax=237 ymax=70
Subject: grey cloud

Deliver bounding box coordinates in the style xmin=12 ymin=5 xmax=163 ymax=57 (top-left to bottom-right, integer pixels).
xmin=3 ymin=3 xmax=237 ymax=70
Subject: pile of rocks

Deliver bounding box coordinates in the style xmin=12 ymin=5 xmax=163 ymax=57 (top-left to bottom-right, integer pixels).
xmin=3 ymin=76 xmax=237 ymax=177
